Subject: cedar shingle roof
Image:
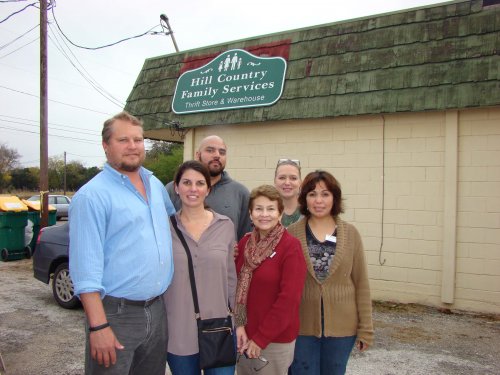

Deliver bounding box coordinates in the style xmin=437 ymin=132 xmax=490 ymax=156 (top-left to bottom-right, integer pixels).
xmin=124 ymin=0 xmax=500 ymax=141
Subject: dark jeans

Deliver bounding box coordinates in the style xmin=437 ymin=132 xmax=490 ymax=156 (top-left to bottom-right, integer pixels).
xmin=290 ymin=335 xmax=356 ymax=375
xmin=85 ymin=296 xmax=167 ymax=375
xmin=167 ymin=352 xmax=235 ymax=375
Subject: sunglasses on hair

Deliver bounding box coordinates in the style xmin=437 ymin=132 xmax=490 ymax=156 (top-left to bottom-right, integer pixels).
xmin=277 ymin=158 xmax=300 ymax=167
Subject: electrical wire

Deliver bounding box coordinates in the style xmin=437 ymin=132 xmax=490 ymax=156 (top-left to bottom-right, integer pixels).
xmin=0 ymin=114 xmax=101 ymax=134
xmin=0 ymin=124 xmax=100 ymax=144
xmin=50 ymin=4 xmax=161 ymax=50
xmin=0 ymin=117 xmax=101 ymax=137
xmin=0 ymin=85 xmax=113 ymax=115
xmin=47 ymin=23 xmax=124 ymax=109
xmin=0 ymin=24 xmax=39 ymax=50
xmin=0 ymin=2 xmax=38 ymax=24
xmin=49 ymin=22 xmax=125 ymax=105
xmin=0 ymin=37 xmax=38 ymax=59
xmin=66 ymin=152 xmax=103 ymax=158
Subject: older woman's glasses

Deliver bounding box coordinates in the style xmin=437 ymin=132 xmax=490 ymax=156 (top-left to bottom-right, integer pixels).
xmin=237 ymin=353 xmax=269 ymax=372
xmin=277 ymin=158 xmax=300 ymax=167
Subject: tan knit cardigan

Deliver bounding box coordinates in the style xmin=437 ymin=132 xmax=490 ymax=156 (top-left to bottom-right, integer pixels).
xmin=288 ymin=217 xmax=374 ymax=346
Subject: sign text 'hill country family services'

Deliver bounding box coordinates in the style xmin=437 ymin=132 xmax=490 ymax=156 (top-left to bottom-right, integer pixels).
xmin=172 ymin=49 xmax=287 ymax=114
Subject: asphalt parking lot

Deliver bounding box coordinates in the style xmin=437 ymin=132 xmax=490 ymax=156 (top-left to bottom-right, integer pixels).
xmin=0 ymin=258 xmax=499 ymax=375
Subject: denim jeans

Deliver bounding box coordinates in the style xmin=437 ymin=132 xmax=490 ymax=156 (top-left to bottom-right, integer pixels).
xmin=290 ymin=335 xmax=356 ymax=375
xmin=167 ymin=352 xmax=236 ymax=375
xmin=85 ymin=296 xmax=167 ymax=375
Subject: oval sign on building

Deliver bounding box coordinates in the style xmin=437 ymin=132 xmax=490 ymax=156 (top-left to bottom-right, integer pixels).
xmin=172 ymin=49 xmax=287 ymax=114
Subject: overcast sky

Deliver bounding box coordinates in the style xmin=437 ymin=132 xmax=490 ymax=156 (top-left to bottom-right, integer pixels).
xmin=0 ymin=0 xmax=450 ymax=168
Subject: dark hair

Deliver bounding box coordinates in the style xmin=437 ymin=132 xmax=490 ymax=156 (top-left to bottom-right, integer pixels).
xmin=102 ymin=111 xmax=143 ymax=144
xmin=174 ymin=160 xmax=211 ymax=190
xmin=298 ymin=170 xmax=344 ymax=218
xmin=249 ymin=185 xmax=284 ymax=214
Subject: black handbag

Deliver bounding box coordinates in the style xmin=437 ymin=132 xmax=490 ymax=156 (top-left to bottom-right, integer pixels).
xmin=170 ymin=216 xmax=236 ymax=370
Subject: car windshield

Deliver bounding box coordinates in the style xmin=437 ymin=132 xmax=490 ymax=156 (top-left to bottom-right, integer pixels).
xmin=27 ymin=196 xmax=40 ymax=201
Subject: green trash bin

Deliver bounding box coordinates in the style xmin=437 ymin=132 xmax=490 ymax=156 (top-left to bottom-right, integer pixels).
xmin=0 ymin=196 xmax=30 ymax=261
xmin=23 ymin=200 xmax=57 ymax=254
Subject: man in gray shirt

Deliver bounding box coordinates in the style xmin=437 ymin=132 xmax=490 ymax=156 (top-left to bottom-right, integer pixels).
xmin=166 ymin=135 xmax=252 ymax=240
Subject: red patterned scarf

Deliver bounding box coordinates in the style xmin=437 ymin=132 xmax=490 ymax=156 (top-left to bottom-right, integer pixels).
xmin=234 ymin=223 xmax=285 ymax=326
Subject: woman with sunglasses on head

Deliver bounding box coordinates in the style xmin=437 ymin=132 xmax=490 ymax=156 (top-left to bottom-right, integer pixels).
xmin=235 ymin=185 xmax=306 ymax=375
xmin=163 ymin=160 xmax=237 ymax=375
xmin=288 ymin=170 xmax=373 ymax=375
xmin=274 ymin=159 xmax=303 ymax=228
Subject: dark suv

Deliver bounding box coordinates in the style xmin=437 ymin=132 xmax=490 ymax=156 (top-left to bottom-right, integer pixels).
xmin=32 ymin=223 xmax=80 ymax=309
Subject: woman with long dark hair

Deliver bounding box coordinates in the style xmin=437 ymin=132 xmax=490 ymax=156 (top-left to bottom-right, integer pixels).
xmin=163 ymin=160 xmax=237 ymax=375
xmin=288 ymin=170 xmax=373 ymax=375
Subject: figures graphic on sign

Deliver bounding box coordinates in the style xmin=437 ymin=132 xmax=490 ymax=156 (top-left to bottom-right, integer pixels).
xmin=224 ymin=54 xmax=231 ymax=71
xmin=220 ymin=53 xmax=243 ymax=72
xmin=230 ymin=53 xmax=239 ymax=70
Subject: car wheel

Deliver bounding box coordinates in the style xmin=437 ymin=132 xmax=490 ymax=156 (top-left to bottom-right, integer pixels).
xmin=24 ymin=246 xmax=32 ymax=259
xmin=52 ymin=263 xmax=80 ymax=309
xmin=1 ymin=248 xmax=8 ymax=261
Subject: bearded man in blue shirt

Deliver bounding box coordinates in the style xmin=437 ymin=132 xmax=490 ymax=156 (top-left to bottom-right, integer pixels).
xmin=69 ymin=111 xmax=175 ymax=375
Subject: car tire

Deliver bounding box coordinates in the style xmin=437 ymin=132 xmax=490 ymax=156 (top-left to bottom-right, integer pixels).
xmin=1 ymin=248 xmax=8 ymax=261
xmin=24 ymin=246 xmax=32 ymax=259
xmin=52 ymin=263 xmax=80 ymax=309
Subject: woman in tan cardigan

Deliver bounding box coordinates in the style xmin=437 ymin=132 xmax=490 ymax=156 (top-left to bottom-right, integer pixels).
xmin=288 ymin=170 xmax=373 ymax=375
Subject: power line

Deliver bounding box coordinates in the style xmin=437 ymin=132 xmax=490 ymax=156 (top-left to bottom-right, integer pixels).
xmin=0 ymin=124 xmax=100 ymax=144
xmin=49 ymin=22 xmax=125 ymax=105
xmin=0 ymin=117 xmax=101 ymax=137
xmin=0 ymin=24 xmax=39 ymax=50
xmin=67 ymin=152 xmax=103 ymax=158
xmin=50 ymin=4 xmax=162 ymax=50
xmin=0 ymin=85 xmax=113 ymax=115
xmin=0 ymin=37 xmax=38 ymax=59
xmin=0 ymin=2 xmax=38 ymax=24
xmin=0 ymin=114 xmax=101 ymax=134
xmin=47 ymin=23 xmax=125 ymax=109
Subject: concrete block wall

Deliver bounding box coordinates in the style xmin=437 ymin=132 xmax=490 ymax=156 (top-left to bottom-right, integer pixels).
xmin=187 ymin=107 xmax=500 ymax=314
xmin=455 ymin=107 xmax=500 ymax=313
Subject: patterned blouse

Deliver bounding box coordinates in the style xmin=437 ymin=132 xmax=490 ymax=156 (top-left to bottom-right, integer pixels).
xmin=305 ymin=224 xmax=337 ymax=282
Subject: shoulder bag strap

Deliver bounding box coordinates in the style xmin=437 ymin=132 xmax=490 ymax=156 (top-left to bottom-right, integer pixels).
xmin=170 ymin=215 xmax=201 ymax=317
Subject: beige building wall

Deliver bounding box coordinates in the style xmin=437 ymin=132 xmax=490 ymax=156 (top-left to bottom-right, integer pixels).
xmin=456 ymin=108 xmax=500 ymax=313
xmin=182 ymin=107 xmax=500 ymax=314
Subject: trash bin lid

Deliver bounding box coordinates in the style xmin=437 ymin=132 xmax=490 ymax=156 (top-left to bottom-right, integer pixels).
xmin=0 ymin=196 xmax=28 ymax=212
xmin=21 ymin=199 xmax=56 ymax=212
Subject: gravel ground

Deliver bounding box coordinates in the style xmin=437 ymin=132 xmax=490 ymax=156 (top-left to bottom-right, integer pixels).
xmin=1 ymin=258 xmax=499 ymax=375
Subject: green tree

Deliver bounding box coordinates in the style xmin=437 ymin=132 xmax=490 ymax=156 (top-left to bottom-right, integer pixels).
xmin=84 ymin=166 xmax=101 ymax=184
xmin=65 ymin=161 xmax=87 ymax=191
xmin=48 ymin=156 xmax=65 ymax=190
xmin=10 ymin=167 xmax=39 ymax=191
xmin=144 ymin=142 xmax=183 ymax=184
xmin=0 ymin=143 xmax=20 ymax=192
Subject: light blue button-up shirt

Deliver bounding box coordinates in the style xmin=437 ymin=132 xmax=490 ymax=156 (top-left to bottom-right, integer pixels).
xmin=69 ymin=163 xmax=175 ymax=300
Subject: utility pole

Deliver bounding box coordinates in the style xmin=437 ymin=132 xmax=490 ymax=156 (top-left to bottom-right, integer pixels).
xmin=63 ymin=151 xmax=67 ymax=196
xmin=160 ymin=14 xmax=179 ymax=52
xmin=40 ymin=0 xmax=49 ymax=228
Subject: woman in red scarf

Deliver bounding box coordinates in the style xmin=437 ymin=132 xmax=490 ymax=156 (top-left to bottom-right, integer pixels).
xmin=235 ymin=185 xmax=306 ymax=375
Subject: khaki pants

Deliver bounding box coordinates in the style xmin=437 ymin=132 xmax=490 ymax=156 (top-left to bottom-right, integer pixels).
xmin=237 ymin=341 xmax=295 ymax=375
